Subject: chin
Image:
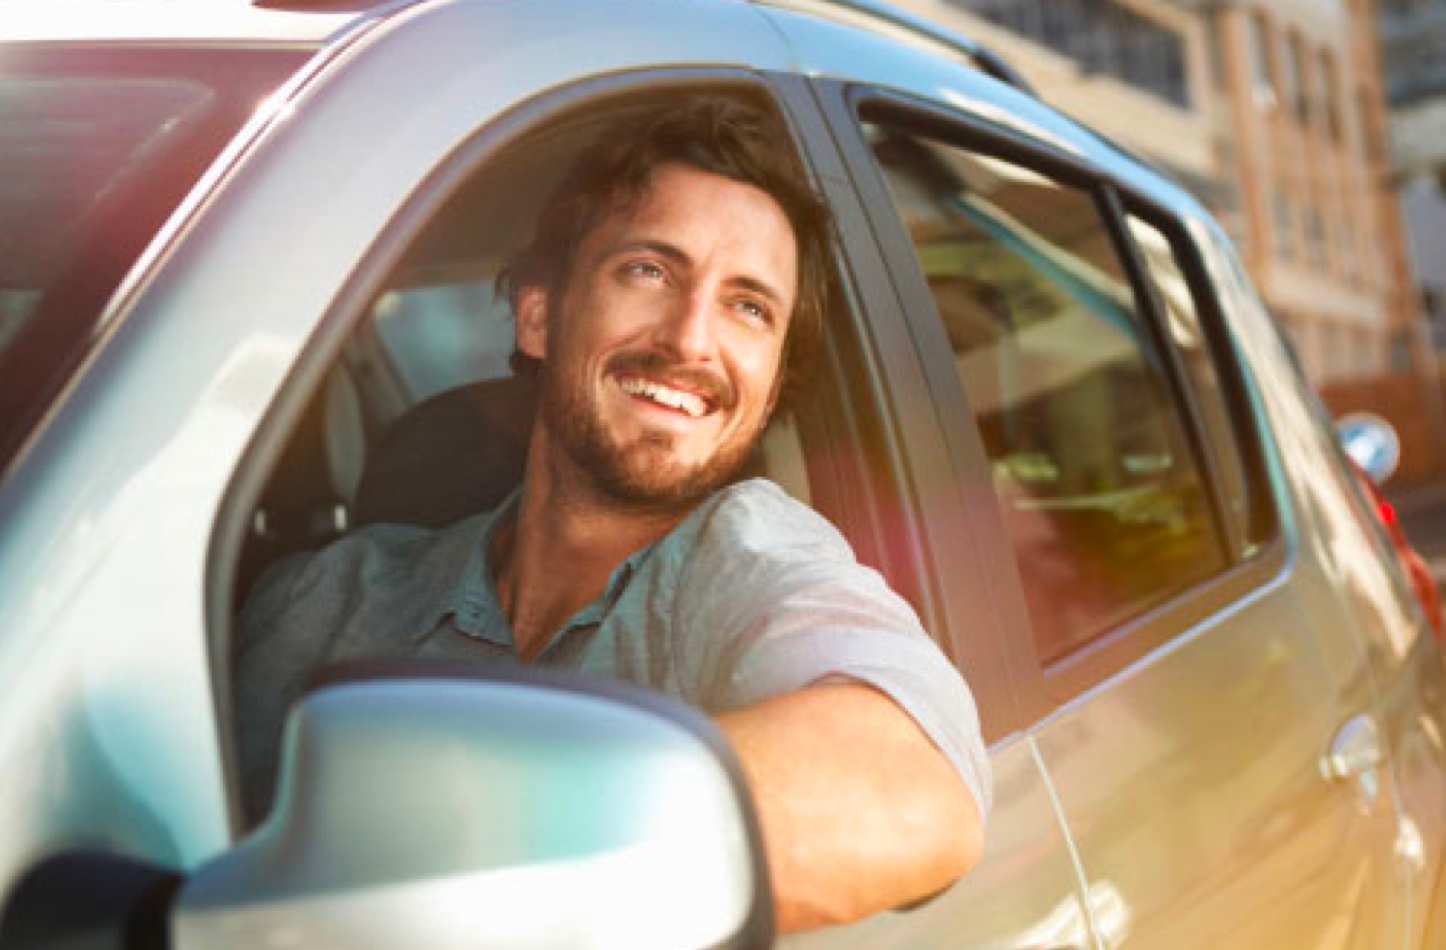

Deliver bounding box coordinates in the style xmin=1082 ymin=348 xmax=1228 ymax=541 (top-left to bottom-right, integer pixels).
xmin=594 ymin=441 xmax=751 ymax=512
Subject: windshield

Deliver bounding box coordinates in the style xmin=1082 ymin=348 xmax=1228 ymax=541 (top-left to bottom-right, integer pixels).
xmin=0 ymin=44 xmax=310 ymax=468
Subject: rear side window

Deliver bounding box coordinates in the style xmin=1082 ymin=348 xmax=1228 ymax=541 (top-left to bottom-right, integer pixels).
xmin=1125 ymin=214 xmax=1265 ymax=558
xmin=864 ymin=124 xmax=1227 ymax=664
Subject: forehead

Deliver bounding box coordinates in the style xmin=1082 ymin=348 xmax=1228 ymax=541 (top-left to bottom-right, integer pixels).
xmin=590 ymin=164 xmax=799 ymax=289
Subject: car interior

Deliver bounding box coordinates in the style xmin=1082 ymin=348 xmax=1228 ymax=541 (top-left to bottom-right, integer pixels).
xmin=235 ymin=92 xmax=819 ymax=606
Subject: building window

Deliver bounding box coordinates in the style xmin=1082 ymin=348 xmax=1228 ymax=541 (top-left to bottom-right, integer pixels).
xmin=1298 ymin=40 xmax=1320 ymax=131
xmin=1245 ymin=11 xmax=1277 ymax=112
xmin=1319 ymin=51 xmax=1343 ymax=141
xmin=1389 ymin=329 xmax=1411 ymax=374
xmin=957 ymin=0 xmax=1191 ymax=107
xmin=1279 ymin=31 xmax=1299 ymax=120
xmin=1284 ymin=32 xmax=1310 ymax=123
xmin=1304 ymin=204 xmax=1327 ymax=270
xmin=1337 ymin=196 xmax=1357 ymax=280
xmin=1271 ymin=190 xmax=1295 ymax=259
xmin=1358 ymin=88 xmax=1387 ymax=167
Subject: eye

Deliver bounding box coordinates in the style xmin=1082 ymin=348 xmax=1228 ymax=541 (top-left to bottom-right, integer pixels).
xmin=623 ymin=260 xmax=666 ymax=283
xmin=733 ymin=298 xmax=772 ymax=326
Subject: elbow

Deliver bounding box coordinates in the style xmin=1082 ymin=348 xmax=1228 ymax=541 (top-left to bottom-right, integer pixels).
xmin=950 ymin=793 xmax=986 ymax=880
xmin=777 ymin=783 xmax=984 ymax=932
xmin=915 ymin=775 xmax=985 ymax=891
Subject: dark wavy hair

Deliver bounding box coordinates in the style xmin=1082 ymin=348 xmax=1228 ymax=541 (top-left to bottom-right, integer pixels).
xmin=497 ymin=94 xmax=834 ymax=412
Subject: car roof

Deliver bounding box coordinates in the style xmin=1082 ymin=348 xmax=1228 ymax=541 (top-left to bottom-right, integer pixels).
xmin=0 ymin=0 xmax=1210 ymax=235
xmin=0 ymin=0 xmax=370 ymax=45
xmin=753 ymin=0 xmax=1034 ymax=94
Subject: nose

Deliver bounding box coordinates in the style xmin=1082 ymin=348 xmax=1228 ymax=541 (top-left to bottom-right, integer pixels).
xmin=651 ymin=285 xmax=718 ymax=362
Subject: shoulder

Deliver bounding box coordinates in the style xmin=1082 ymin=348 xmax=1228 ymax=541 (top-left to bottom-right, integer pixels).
xmin=259 ymin=521 xmax=437 ymax=595
xmin=667 ymin=478 xmax=891 ymax=635
xmin=239 ymin=514 xmax=485 ymax=634
xmin=687 ymin=478 xmax=852 ymax=564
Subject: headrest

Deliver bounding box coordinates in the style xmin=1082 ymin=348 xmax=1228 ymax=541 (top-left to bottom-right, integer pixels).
xmin=355 ymin=375 xmax=537 ymax=528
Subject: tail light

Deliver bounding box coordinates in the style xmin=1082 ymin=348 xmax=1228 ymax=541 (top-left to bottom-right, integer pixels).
xmin=1352 ymin=463 xmax=1445 ymax=641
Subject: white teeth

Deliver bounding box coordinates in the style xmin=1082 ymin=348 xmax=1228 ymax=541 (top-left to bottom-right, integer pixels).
xmin=619 ymin=377 xmax=707 ymax=418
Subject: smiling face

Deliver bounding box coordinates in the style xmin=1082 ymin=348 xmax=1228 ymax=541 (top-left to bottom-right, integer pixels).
xmin=515 ymin=163 xmax=799 ymax=512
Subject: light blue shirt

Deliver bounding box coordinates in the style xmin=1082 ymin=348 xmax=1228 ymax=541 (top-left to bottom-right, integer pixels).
xmin=236 ymin=478 xmax=990 ymax=821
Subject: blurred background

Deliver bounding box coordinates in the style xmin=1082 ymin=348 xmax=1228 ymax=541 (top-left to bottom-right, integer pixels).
xmin=888 ymin=0 xmax=1446 ymax=565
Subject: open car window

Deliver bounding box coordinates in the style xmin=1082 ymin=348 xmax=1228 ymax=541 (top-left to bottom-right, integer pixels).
xmin=238 ymin=90 xmax=821 ymax=603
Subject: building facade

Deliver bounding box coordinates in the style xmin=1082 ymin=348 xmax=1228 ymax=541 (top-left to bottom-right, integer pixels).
xmin=1179 ymin=0 xmax=1441 ymax=478
xmin=1381 ymin=0 xmax=1446 ymax=352
xmin=894 ymin=0 xmax=1441 ymax=477
xmin=1210 ymin=0 xmax=1418 ymax=386
xmin=894 ymin=0 xmax=1220 ymax=204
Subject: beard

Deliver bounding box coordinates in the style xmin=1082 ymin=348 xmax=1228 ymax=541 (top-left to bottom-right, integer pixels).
xmin=536 ymin=348 xmax=767 ymax=515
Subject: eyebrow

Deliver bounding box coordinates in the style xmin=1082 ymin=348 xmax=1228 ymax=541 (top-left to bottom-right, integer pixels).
xmin=610 ymin=238 xmax=788 ymax=310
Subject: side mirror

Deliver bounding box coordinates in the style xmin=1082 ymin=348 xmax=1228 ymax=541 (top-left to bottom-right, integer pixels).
xmin=1337 ymin=411 xmax=1401 ymax=485
xmin=175 ymin=663 xmax=772 ymax=950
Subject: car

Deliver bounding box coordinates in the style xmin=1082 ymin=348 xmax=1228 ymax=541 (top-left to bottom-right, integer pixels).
xmin=1338 ymin=412 xmax=1446 ymax=643
xmin=2 ymin=0 xmax=1445 ymax=947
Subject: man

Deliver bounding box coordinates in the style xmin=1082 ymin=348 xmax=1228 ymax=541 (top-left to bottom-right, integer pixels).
xmin=237 ymin=95 xmax=989 ymax=933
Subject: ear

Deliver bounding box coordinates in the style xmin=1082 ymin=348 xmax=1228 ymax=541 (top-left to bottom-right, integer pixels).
xmin=515 ymin=285 xmax=550 ymax=360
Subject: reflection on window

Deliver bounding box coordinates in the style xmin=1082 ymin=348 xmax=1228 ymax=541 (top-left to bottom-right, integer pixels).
xmin=867 ymin=125 xmax=1226 ymax=662
xmin=1127 ymin=214 xmax=1262 ymax=555
xmin=0 ymin=75 xmax=212 ymax=356
xmin=0 ymin=45 xmax=307 ymax=463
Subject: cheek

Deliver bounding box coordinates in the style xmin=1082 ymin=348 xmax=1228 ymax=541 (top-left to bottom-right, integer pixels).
xmin=567 ymin=284 xmax=655 ymax=353
xmin=735 ymin=343 xmax=786 ymax=408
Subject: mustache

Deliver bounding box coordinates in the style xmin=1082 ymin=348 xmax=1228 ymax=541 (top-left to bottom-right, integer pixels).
xmin=605 ymin=350 xmax=736 ymax=411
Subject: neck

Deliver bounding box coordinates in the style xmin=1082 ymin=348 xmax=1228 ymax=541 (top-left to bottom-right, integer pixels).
xmin=491 ymin=441 xmax=687 ymax=662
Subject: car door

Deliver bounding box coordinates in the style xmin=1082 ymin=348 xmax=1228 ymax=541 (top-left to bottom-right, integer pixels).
xmin=803 ymin=65 xmax=1414 ymax=948
xmin=0 ymin=0 xmax=806 ymax=930
xmin=218 ymin=51 xmax=1096 ymax=950
xmin=1199 ymin=238 xmax=1446 ymax=946
xmin=210 ymin=9 xmax=1107 ymax=947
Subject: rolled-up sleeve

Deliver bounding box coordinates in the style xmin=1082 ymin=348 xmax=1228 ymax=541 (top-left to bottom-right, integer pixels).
xmin=676 ymin=481 xmax=992 ymax=820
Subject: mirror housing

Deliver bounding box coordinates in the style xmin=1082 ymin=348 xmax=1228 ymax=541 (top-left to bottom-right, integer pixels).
xmin=175 ymin=663 xmax=772 ymax=950
xmin=1337 ymin=411 xmax=1401 ymax=485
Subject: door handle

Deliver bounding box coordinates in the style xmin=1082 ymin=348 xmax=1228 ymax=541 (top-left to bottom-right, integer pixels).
xmin=1321 ymin=713 xmax=1384 ymax=781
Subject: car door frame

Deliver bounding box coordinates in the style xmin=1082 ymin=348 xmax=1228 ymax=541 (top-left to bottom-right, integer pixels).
xmin=209 ymin=61 xmax=1026 ymax=832
xmin=802 ymin=76 xmax=1292 ymax=712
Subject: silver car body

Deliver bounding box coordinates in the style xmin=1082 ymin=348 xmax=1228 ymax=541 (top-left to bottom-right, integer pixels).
xmin=1 ymin=0 xmax=1443 ymax=947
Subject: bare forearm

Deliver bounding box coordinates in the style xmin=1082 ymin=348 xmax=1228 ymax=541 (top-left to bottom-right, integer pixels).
xmin=717 ymin=684 xmax=983 ymax=933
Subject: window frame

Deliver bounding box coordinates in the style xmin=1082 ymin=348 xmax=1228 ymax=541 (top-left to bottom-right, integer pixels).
xmin=773 ymin=74 xmax=1020 ymax=741
xmin=1117 ymin=192 xmax=1280 ymax=557
xmin=211 ymin=68 xmax=775 ymax=826
xmin=814 ymin=79 xmax=1286 ymax=710
xmin=210 ymin=67 xmax=1025 ymax=826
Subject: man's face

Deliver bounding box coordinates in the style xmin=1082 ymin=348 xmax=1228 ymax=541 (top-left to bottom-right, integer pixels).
xmin=516 ymin=162 xmax=799 ymax=511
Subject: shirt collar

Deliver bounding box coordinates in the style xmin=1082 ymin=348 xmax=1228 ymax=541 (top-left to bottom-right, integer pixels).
xmin=438 ymin=490 xmax=660 ymax=649
xmin=438 ymin=492 xmax=518 ymax=646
